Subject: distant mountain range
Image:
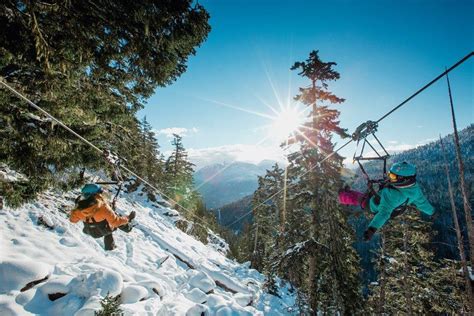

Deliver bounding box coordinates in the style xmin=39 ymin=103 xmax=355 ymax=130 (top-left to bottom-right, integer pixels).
xmin=193 ymin=160 xmax=277 ymax=209
xmin=211 ymin=125 xmax=473 ymax=236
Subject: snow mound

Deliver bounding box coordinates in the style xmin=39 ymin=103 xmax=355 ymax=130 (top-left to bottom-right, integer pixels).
xmin=121 ymin=285 xmax=148 ymax=304
xmin=0 ymin=187 xmax=297 ymax=315
xmin=183 ymin=288 xmax=207 ymax=304
xmin=68 ymin=269 xmax=123 ymax=297
xmin=0 ymin=259 xmax=50 ymax=294
xmin=188 ymin=270 xmax=216 ymax=293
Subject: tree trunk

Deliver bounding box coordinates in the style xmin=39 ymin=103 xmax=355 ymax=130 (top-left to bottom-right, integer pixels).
xmin=308 ymin=209 xmax=317 ymax=312
xmin=253 ymin=221 xmax=259 ymax=255
xmin=308 ymin=80 xmax=319 ymax=311
xmin=174 ymin=141 xmax=179 ymax=177
xmin=402 ymin=220 xmax=413 ymax=315
xmin=440 ymin=135 xmax=474 ymax=311
xmin=376 ymin=232 xmax=386 ymax=315
xmin=281 ymin=163 xmax=288 ymax=235
xmin=446 ymin=72 xmax=474 ymax=268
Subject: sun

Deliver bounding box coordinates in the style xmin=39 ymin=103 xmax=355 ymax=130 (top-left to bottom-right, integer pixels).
xmin=269 ymin=105 xmax=306 ymax=141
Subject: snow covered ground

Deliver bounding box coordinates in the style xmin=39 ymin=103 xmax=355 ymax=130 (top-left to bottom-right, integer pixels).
xmin=0 ymin=186 xmax=297 ymax=315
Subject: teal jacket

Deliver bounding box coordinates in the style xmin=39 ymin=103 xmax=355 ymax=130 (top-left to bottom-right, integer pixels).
xmin=369 ymin=183 xmax=434 ymax=229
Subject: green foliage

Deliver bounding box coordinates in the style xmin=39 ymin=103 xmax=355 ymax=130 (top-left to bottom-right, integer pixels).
xmin=187 ymin=199 xmax=213 ymax=244
xmin=233 ymin=51 xmax=364 ymax=314
xmin=286 ymin=50 xmax=363 ymax=314
xmin=0 ymin=0 xmax=210 ymax=205
xmin=164 ymin=134 xmax=196 ymax=209
xmin=367 ymin=210 xmax=467 ymax=314
xmin=95 ymin=294 xmax=123 ymax=316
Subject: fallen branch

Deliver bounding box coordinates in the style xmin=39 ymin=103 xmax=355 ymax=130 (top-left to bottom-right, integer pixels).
xmin=215 ymin=280 xmax=237 ymax=294
xmin=20 ymin=275 xmax=49 ymax=292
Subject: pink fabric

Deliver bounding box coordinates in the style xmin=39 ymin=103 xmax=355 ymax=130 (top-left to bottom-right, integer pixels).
xmin=338 ymin=190 xmax=365 ymax=207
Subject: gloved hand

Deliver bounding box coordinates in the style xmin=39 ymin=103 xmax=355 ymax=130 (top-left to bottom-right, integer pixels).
xmin=338 ymin=184 xmax=351 ymax=194
xmin=128 ymin=211 xmax=136 ymax=221
xmin=364 ymin=226 xmax=377 ymax=241
xmin=431 ymin=210 xmax=440 ymax=221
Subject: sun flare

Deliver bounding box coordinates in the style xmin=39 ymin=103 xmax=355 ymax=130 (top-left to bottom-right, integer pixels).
xmin=269 ymin=105 xmax=306 ymax=141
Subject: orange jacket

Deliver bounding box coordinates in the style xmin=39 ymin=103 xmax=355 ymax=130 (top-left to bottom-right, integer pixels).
xmin=70 ymin=194 xmax=128 ymax=229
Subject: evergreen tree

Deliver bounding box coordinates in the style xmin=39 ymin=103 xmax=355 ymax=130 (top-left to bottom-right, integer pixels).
xmin=367 ymin=209 xmax=466 ymax=314
xmin=139 ymin=117 xmax=165 ymax=192
xmin=286 ymin=50 xmax=363 ymax=314
xmin=164 ymin=134 xmax=195 ymax=209
xmin=249 ymin=175 xmax=278 ymax=271
xmin=95 ymin=294 xmax=123 ymax=316
xmin=0 ymin=0 xmax=210 ymax=205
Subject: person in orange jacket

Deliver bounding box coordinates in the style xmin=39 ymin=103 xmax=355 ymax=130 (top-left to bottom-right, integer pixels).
xmin=70 ymin=183 xmax=135 ymax=250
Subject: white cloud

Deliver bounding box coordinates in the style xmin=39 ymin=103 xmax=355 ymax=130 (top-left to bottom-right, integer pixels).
xmin=155 ymin=127 xmax=199 ymax=138
xmin=385 ymin=143 xmax=418 ymax=152
xmin=186 ymin=144 xmax=288 ymax=170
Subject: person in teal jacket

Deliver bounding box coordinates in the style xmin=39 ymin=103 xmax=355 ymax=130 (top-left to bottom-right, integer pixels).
xmin=338 ymin=161 xmax=435 ymax=241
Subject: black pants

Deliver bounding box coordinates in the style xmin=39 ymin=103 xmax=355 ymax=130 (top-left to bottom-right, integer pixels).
xmin=103 ymin=223 xmax=134 ymax=250
xmin=83 ymin=221 xmax=133 ymax=251
xmin=104 ymin=233 xmax=116 ymax=251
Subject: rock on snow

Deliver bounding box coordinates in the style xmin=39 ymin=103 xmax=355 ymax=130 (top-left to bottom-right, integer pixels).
xmin=0 ymin=259 xmax=51 ymax=294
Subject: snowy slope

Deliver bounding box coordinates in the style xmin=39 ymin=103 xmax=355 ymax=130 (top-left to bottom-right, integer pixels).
xmin=0 ymin=186 xmax=297 ymax=315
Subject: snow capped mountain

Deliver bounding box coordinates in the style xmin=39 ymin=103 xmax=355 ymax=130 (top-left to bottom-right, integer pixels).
xmin=194 ymin=161 xmax=278 ymax=209
xmin=0 ymin=185 xmax=297 ymax=315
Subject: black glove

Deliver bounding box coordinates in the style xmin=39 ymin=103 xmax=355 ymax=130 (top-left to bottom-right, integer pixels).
xmin=364 ymin=226 xmax=377 ymax=241
xmin=431 ymin=210 xmax=440 ymax=221
xmin=128 ymin=211 xmax=136 ymax=221
xmin=338 ymin=184 xmax=351 ymax=194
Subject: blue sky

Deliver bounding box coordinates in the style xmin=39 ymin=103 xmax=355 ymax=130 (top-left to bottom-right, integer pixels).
xmin=138 ymin=0 xmax=473 ymax=169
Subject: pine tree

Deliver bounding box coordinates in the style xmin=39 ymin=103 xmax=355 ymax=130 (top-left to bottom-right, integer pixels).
xmin=0 ymin=0 xmax=210 ymax=205
xmin=249 ymin=176 xmax=278 ymax=271
xmin=139 ymin=117 xmax=165 ymax=193
xmin=367 ymin=209 xmax=466 ymax=314
xmin=95 ymin=294 xmax=123 ymax=316
xmin=164 ymin=134 xmax=196 ymax=209
xmin=285 ymin=50 xmax=363 ymax=314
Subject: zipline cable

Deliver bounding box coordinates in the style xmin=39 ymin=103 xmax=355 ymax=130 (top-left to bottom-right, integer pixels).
xmin=0 ymin=79 xmax=103 ymax=154
xmin=1 ymin=52 xmax=472 ymax=229
xmin=376 ymin=51 xmax=473 ymax=124
xmin=225 ymin=51 xmax=473 ymax=227
xmin=225 ymin=139 xmax=353 ymax=228
xmin=0 ymin=78 xmax=212 ymax=228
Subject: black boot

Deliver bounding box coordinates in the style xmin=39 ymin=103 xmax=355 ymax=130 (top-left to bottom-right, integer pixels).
xmin=104 ymin=234 xmax=116 ymax=251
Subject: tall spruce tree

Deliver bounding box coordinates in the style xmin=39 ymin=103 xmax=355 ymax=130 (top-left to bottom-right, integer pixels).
xmin=164 ymin=134 xmax=195 ymax=209
xmin=0 ymin=0 xmax=210 ymax=205
xmin=249 ymin=170 xmax=280 ymax=271
xmin=286 ymin=50 xmax=363 ymax=314
xmin=139 ymin=117 xmax=165 ymax=190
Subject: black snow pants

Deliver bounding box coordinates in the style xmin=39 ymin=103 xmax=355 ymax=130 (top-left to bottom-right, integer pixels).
xmin=83 ymin=220 xmax=133 ymax=250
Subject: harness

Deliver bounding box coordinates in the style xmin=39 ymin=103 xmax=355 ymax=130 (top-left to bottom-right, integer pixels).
xmin=351 ymin=121 xmax=390 ymax=203
xmin=351 ymin=121 xmax=411 ymax=217
xmin=76 ymin=196 xmax=113 ymax=238
xmin=352 ymin=121 xmax=390 ymax=185
xmin=83 ymin=216 xmax=113 ymax=238
xmin=96 ymin=149 xmax=124 ymax=211
xmin=362 ymin=183 xmax=410 ymax=219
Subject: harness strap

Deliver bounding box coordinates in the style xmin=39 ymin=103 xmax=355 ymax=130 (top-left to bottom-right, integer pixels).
xmin=103 ymin=149 xmax=124 ymax=211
